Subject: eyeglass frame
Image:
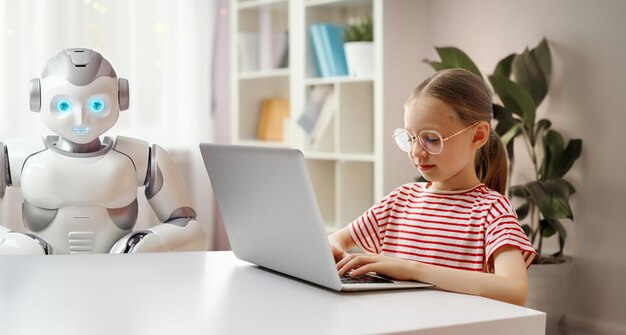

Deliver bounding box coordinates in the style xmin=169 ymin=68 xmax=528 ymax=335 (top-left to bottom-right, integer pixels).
xmin=392 ymin=121 xmax=480 ymax=155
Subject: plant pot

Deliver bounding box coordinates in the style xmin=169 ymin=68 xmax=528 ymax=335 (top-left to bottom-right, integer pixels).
xmin=527 ymin=257 xmax=574 ymax=335
xmin=344 ymin=41 xmax=374 ymax=78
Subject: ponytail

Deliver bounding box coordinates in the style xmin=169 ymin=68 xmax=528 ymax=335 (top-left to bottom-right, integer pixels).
xmin=476 ymin=129 xmax=508 ymax=195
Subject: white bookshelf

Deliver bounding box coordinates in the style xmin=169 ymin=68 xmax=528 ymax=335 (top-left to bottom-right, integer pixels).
xmin=231 ymin=0 xmax=421 ymax=232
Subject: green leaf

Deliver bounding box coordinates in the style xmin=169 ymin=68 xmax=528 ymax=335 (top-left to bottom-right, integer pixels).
xmin=545 ymin=218 xmax=567 ymax=256
xmin=515 ymin=202 xmax=530 ymax=221
xmin=541 ymin=130 xmax=583 ymax=179
xmin=510 ymin=185 xmax=530 ymax=198
xmin=493 ymin=103 xmax=517 ymax=136
xmin=533 ymin=118 xmax=552 ymax=146
xmin=559 ymin=139 xmax=583 ymax=177
xmin=493 ymin=54 xmax=515 ymax=78
xmin=541 ymin=129 xmax=564 ymax=180
xmin=521 ymin=224 xmax=533 ymax=237
xmin=488 ymin=75 xmax=537 ymax=138
xmin=512 ymin=47 xmax=548 ymax=106
xmin=540 ymin=219 xmax=557 ymax=237
xmin=523 ymin=179 xmax=574 ymax=220
xmin=500 ymin=123 xmax=521 ymax=148
xmin=431 ymin=47 xmax=483 ymax=78
xmin=424 ymin=60 xmax=447 ymax=72
xmin=532 ymin=38 xmax=552 ymax=86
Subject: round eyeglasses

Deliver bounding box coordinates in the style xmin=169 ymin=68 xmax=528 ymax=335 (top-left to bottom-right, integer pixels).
xmin=392 ymin=122 xmax=479 ymax=155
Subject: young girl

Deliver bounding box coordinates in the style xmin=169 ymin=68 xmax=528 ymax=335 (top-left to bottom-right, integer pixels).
xmin=329 ymin=68 xmax=536 ymax=306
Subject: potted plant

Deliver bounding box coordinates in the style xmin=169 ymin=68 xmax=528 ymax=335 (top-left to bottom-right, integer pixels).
xmin=424 ymin=39 xmax=582 ymax=334
xmin=343 ymin=17 xmax=373 ymax=78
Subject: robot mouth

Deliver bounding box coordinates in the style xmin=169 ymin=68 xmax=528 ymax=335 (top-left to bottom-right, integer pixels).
xmin=73 ymin=127 xmax=91 ymax=135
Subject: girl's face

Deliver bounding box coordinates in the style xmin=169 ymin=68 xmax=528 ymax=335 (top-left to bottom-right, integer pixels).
xmin=403 ymin=96 xmax=482 ymax=191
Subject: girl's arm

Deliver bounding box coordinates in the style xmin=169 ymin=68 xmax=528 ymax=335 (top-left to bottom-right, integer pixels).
xmin=337 ymin=245 xmax=529 ymax=306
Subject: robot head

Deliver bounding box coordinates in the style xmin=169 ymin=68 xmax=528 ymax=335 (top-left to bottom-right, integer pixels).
xmin=29 ymin=48 xmax=129 ymax=144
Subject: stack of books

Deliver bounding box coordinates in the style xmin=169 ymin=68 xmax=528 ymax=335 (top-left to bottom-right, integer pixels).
xmin=309 ymin=23 xmax=348 ymax=77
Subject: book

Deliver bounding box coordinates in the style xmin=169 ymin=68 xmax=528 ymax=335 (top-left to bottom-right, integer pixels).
xmin=318 ymin=23 xmax=348 ymax=76
xmin=309 ymin=90 xmax=335 ymax=149
xmin=257 ymin=98 xmax=290 ymax=141
xmin=309 ymin=24 xmax=331 ymax=77
xmin=297 ymin=85 xmax=332 ymax=134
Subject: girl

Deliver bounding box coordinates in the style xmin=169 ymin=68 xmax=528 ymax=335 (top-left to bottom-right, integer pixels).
xmin=329 ymin=68 xmax=536 ymax=306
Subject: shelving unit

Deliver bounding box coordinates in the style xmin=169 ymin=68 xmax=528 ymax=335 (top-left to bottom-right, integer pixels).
xmin=231 ymin=0 xmax=422 ymax=232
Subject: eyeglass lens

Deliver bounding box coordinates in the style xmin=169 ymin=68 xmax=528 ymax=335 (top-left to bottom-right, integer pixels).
xmin=393 ymin=129 xmax=443 ymax=154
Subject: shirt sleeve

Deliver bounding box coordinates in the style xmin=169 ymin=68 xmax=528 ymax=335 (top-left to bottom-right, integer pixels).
xmin=347 ymin=186 xmax=403 ymax=254
xmin=484 ymin=196 xmax=537 ymax=272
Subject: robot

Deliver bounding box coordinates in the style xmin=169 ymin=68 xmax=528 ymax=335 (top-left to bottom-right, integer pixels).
xmin=0 ymin=48 xmax=208 ymax=255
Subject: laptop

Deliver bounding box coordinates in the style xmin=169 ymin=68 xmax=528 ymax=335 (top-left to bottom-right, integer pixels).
xmin=199 ymin=143 xmax=433 ymax=291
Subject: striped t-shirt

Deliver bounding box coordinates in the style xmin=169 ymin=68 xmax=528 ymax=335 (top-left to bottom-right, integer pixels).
xmin=348 ymin=182 xmax=536 ymax=272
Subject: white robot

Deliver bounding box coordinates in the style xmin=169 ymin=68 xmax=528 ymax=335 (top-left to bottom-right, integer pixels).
xmin=0 ymin=48 xmax=208 ymax=255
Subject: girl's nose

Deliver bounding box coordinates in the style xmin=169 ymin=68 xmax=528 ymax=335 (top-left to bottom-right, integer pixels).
xmin=411 ymin=141 xmax=428 ymax=158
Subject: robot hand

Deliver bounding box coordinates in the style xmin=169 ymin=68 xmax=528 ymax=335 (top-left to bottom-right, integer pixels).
xmin=110 ymin=219 xmax=207 ymax=253
xmin=0 ymin=226 xmax=48 ymax=255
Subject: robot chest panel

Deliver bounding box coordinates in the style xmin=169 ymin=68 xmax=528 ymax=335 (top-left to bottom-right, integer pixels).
xmin=21 ymin=150 xmax=139 ymax=208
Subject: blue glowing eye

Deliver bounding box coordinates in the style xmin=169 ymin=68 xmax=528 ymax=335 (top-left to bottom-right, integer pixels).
xmin=56 ymin=100 xmax=72 ymax=113
xmin=90 ymin=98 xmax=105 ymax=113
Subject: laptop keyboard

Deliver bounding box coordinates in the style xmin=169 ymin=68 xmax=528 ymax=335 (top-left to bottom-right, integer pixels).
xmin=340 ymin=273 xmax=394 ymax=284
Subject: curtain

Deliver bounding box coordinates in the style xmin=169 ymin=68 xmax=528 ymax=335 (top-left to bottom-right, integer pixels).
xmin=0 ymin=0 xmax=216 ymax=249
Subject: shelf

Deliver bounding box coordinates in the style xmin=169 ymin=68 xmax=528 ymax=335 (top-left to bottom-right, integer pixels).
xmin=232 ymin=0 xmax=393 ymax=231
xmin=305 ymin=0 xmax=372 ymax=8
xmin=239 ymin=68 xmax=290 ymax=80
xmin=238 ymin=0 xmax=288 ymax=10
xmin=303 ymin=151 xmax=375 ymax=162
xmin=304 ymin=76 xmax=374 ymax=86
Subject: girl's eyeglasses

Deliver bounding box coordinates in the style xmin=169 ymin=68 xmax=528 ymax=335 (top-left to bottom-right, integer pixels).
xmin=392 ymin=122 xmax=479 ymax=155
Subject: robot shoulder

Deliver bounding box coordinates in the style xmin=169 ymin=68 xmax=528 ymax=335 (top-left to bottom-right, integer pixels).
xmin=112 ymin=136 xmax=150 ymax=186
xmin=3 ymin=137 xmax=47 ymax=187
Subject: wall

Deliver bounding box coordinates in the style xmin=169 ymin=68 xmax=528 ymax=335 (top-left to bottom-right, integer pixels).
xmin=411 ymin=0 xmax=626 ymax=333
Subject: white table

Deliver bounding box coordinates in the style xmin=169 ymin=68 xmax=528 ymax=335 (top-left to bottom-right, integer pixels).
xmin=0 ymin=251 xmax=545 ymax=334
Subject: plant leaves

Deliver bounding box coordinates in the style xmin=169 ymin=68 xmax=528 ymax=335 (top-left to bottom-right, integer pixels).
xmin=427 ymin=47 xmax=483 ymax=78
xmin=488 ymin=74 xmax=537 ymax=139
xmin=545 ymin=218 xmax=567 ymax=257
xmin=512 ymin=47 xmax=548 ymax=106
xmin=532 ymin=38 xmax=552 ymax=87
xmin=521 ymin=224 xmax=532 ymax=237
xmin=523 ymin=179 xmax=574 ymax=220
xmin=493 ymin=54 xmax=515 ymax=78
xmin=541 ymin=130 xmax=583 ymax=179
xmin=510 ymin=185 xmax=530 ymax=198
xmin=515 ymin=202 xmax=530 ymax=221
xmin=559 ymin=139 xmax=583 ymax=178
xmin=533 ymin=118 xmax=552 ymax=146
xmin=540 ymin=219 xmax=557 ymax=237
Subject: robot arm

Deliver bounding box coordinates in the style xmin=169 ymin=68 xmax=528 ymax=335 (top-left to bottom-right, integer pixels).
xmin=0 ymin=141 xmax=50 ymax=255
xmin=111 ymin=144 xmax=208 ymax=253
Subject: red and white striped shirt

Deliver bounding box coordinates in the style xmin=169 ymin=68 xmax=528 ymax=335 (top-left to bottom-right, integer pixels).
xmin=348 ymin=182 xmax=536 ymax=272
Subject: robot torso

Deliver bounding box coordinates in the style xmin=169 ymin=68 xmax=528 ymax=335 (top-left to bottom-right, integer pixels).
xmin=8 ymin=136 xmax=149 ymax=253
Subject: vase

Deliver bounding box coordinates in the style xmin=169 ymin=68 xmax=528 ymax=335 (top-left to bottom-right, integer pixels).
xmin=344 ymin=41 xmax=374 ymax=78
xmin=527 ymin=257 xmax=574 ymax=335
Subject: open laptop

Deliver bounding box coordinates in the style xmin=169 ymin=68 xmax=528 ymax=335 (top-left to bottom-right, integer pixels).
xmin=199 ymin=143 xmax=433 ymax=291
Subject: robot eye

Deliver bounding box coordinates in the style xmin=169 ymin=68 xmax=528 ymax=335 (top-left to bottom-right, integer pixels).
xmin=56 ymin=99 xmax=72 ymax=113
xmin=89 ymin=98 xmax=105 ymax=113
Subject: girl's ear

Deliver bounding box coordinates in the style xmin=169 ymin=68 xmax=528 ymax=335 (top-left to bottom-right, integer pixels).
xmin=472 ymin=121 xmax=490 ymax=149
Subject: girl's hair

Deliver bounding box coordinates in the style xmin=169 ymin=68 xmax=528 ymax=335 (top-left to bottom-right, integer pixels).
xmin=405 ymin=68 xmax=508 ymax=195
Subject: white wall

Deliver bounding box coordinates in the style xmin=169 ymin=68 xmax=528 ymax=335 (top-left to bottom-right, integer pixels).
xmin=407 ymin=0 xmax=626 ymax=333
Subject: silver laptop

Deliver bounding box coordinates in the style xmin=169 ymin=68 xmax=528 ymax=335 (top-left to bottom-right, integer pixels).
xmin=199 ymin=143 xmax=432 ymax=291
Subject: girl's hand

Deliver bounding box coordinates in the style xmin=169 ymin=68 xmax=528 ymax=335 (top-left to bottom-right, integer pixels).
xmin=330 ymin=244 xmax=349 ymax=263
xmin=336 ymin=253 xmax=418 ymax=281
